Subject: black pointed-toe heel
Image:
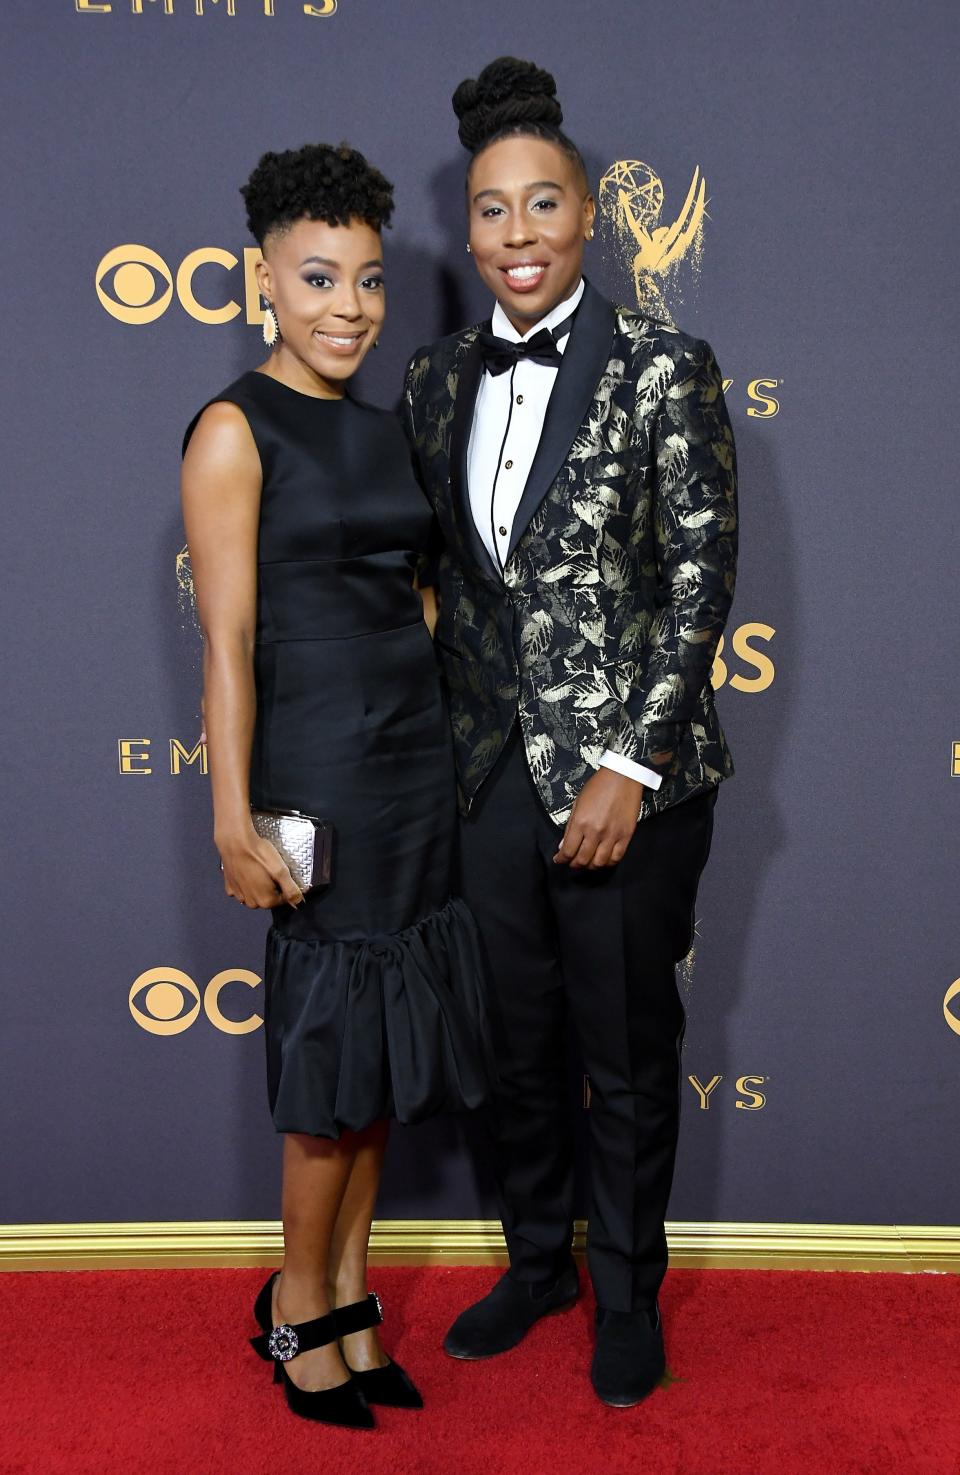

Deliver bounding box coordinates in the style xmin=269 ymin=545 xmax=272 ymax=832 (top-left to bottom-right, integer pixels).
xmin=334 ymin=1292 xmax=424 ymax=1410
xmin=249 ymin=1275 xmax=375 ymax=1429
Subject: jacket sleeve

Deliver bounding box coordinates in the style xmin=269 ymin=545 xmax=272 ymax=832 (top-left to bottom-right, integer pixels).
xmin=402 ymin=349 xmax=441 ymax=588
xmin=401 ymin=351 xmax=422 ymax=459
xmin=617 ymin=337 xmax=738 ymax=774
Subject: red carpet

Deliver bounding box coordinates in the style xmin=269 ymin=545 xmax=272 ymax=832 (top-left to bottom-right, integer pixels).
xmin=1 ymin=1266 xmax=958 ymax=1475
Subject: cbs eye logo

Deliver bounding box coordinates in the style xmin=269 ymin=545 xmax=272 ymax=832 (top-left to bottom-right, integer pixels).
xmin=945 ymin=978 xmax=960 ymax=1038
xmin=96 ymin=244 xmax=264 ymax=326
xmin=129 ymin=966 xmax=262 ymax=1036
xmin=96 ymin=246 xmax=173 ymax=325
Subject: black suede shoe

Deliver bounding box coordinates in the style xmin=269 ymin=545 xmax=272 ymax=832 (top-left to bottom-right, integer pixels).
xmin=443 ymin=1264 xmax=580 ymax=1359
xmin=590 ymin=1304 xmax=666 ymax=1407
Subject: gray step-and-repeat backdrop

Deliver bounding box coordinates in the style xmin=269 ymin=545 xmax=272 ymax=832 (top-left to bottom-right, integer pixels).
xmin=3 ymin=0 xmax=957 ymax=1230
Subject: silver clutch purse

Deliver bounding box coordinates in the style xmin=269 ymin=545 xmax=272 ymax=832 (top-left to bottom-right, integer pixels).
xmin=250 ymin=807 xmax=333 ymax=893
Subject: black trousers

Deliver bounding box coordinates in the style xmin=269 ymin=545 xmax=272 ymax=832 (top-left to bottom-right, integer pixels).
xmin=459 ymin=725 xmax=716 ymax=1312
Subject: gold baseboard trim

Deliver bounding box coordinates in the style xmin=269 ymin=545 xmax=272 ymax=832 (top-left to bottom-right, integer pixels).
xmin=1 ymin=1220 xmax=958 ymax=1273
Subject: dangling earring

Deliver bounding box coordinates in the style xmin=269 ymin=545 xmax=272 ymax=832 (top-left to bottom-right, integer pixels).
xmin=586 ymin=228 xmax=595 ymax=241
xmin=466 ymin=243 xmax=472 ymax=254
xmin=373 ymin=337 xmax=381 ymax=350
xmin=262 ymin=303 xmax=281 ymax=348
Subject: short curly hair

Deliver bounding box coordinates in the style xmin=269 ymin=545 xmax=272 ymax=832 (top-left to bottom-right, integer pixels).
xmin=240 ymin=142 xmax=394 ymax=246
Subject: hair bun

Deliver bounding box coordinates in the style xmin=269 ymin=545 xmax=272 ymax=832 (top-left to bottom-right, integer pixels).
xmin=452 ymin=56 xmax=563 ymax=152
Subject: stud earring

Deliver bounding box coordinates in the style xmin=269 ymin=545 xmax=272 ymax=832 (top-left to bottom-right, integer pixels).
xmin=262 ymin=303 xmax=281 ymax=348
xmin=586 ymin=229 xmax=594 ymax=241
xmin=373 ymin=337 xmax=380 ymax=350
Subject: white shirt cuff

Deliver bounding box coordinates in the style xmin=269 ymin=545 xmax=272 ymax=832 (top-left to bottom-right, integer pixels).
xmin=599 ymin=748 xmax=663 ymax=791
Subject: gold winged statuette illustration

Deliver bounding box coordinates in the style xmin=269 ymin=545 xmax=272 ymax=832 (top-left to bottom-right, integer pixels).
xmin=599 ymin=160 xmax=707 ymax=325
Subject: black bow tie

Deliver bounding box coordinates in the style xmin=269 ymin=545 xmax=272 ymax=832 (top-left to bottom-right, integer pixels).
xmin=476 ymin=309 xmax=577 ymax=377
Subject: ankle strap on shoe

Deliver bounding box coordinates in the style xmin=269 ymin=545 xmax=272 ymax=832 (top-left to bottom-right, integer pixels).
xmin=250 ymin=1309 xmax=338 ymax=1363
xmin=334 ymin=1292 xmax=383 ymax=1337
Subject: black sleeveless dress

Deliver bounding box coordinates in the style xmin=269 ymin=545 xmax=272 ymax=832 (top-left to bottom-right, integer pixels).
xmin=184 ymin=370 xmax=493 ymax=1137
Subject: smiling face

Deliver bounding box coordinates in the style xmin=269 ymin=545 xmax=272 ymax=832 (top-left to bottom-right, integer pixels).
xmin=255 ymin=216 xmax=385 ymax=395
xmin=467 ymin=133 xmax=595 ymax=332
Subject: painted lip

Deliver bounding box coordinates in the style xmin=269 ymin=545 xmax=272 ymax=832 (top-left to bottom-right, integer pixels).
xmin=313 ymin=328 xmax=367 ymax=355
xmin=498 ymin=261 xmax=549 ymax=293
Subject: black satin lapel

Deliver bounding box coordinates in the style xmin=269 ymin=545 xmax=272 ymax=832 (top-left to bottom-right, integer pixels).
xmin=449 ymin=333 xmax=500 ymax=581
xmin=506 ymin=281 xmax=617 ymax=561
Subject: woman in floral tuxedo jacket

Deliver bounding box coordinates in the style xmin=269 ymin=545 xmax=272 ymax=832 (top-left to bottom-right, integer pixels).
xmin=403 ymin=57 xmax=738 ymax=1410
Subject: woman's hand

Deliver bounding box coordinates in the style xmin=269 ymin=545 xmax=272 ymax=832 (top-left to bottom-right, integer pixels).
xmin=217 ymin=824 xmax=304 ymax=909
xmin=554 ymin=769 xmax=644 ymax=870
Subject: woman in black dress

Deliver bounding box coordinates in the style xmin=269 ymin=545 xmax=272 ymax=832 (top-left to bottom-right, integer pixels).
xmin=181 ymin=144 xmax=491 ymax=1429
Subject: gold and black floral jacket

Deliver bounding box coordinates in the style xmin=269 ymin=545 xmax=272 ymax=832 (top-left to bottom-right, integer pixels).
xmin=403 ymin=280 xmax=737 ymax=826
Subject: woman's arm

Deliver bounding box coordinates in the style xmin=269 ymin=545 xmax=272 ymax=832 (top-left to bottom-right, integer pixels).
xmin=181 ymin=402 xmax=302 ymax=910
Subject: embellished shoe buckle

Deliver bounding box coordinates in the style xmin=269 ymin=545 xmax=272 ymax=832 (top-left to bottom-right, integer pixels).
xmin=267 ymin=1323 xmax=299 ymax=1362
xmin=372 ymin=1291 xmax=384 ymax=1320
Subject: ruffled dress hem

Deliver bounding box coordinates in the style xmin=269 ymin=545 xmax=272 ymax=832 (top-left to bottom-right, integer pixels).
xmin=263 ymin=896 xmax=495 ymax=1139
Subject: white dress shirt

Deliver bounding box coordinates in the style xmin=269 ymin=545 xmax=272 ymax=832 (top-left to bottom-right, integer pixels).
xmin=466 ymin=279 xmax=662 ymax=792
